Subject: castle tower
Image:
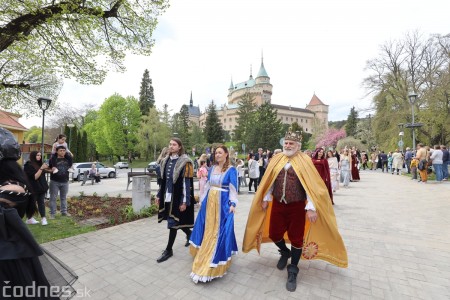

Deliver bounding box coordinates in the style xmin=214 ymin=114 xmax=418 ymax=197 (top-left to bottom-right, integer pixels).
xmin=306 ymin=93 xmax=329 ymax=128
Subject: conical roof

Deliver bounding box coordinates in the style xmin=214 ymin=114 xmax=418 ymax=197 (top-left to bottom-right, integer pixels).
xmin=256 ymin=59 xmax=269 ymax=78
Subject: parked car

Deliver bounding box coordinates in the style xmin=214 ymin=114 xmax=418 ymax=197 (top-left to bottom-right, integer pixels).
xmin=114 ymin=161 xmax=129 ymax=169
xmin=72 ymin=162 xmax=116 ymax=181
xmin=147 ymin=161 xmax=158 ymax=174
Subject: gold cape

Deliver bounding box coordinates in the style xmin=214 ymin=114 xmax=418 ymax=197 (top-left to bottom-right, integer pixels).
xmin=242 ymin=151 xmax=348 ymax=268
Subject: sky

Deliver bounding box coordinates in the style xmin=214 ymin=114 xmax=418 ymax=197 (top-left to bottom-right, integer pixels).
xmin=22 ymin=0 xmax=450 ymax=128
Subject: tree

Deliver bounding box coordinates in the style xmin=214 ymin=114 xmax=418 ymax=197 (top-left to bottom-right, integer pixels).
xmin=345 ymin=106 xmax=358 ymax=137
xmin=234 ymin=92 xmax=256 ymax=145
xmin=136 ymin=106 xmax=171 ymax=161
xmin=0 ymin=0 xmax=168 ymax=112
xmin=315 ymin=128 xmax=347 ymax=149
xmin=364 ymin=32 xmax=450 ymax=148
xmin=178 ymin=105 xmax=191 ymax=147
xmin=204 ymin=100 xmax=224 ymax=143
xmin=138 ymin=69 xmax=155 ymax=115
xmin=24 ymin=126 xmax=42 ymax=143
xmin=247 ymin=103 xmax=283 ymax=151
xmin=92 ymin=94 xmax=141 ymax=159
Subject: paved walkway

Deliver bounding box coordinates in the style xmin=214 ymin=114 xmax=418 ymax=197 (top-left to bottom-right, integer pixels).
xmin=44 ymin=171 xmax=450 ymax=299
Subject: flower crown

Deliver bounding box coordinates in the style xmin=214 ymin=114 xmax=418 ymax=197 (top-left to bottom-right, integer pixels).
xmin=284 ymin=127 xmax=302 ymax=142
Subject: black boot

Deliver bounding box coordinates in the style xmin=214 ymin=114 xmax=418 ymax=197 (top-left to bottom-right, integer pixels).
xmin=277 ymin=249 xmax=291 ymax=270
xmin=185 ymin=231 xmax=191 ymax=247
xmin=286 ymin=264 xmax=299 ymax=292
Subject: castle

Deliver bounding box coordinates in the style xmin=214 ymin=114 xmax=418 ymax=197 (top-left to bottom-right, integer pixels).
xmin=187 ymin=57 xmax=329 ymax=135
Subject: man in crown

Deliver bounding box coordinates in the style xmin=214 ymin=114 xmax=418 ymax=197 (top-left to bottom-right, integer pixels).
xmin=243 ymin=129 xmax=347 ymax=292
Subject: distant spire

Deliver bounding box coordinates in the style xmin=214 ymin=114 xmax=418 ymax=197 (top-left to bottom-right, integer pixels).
xmin=229 ymin=77 xmax=234 ymax=90
xmin=190 ymin=91 xmax=193 ymax=106
xmin=249 ymin=64 xmax=253 ymax=79
xmin=256 ymin=52 xmax=269 ymax=78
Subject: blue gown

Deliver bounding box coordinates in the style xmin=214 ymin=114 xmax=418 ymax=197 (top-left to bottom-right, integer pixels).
xmin=189 ymin=166 xmax=238 ymax=283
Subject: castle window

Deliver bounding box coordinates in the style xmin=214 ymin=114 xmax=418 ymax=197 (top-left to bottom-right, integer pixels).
xmin=306 ymin=128 xmax=308 ymax=132
xmin=306 ymin=120 xmax=308 ymax=123
xmin=224 ymin=119 xmax=226 ymax=123
xmin=301 ymin=119 xmax=303 ymax=123
xmin=229 ymin=118 xmax=232 ymax=121
xmin=291 ymin=118 xmax=293 ymax=121
xmin=285 ymin=117 xmax=288 ymax=121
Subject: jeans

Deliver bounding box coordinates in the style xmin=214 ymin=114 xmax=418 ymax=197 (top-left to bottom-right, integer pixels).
xmin=405 ymin=159 xmax=411 ymax=173
xmin=433 ymin=164 xmax=443 ymax=182
xmin=49 ymin=180 xmax=69 ymax=215
xmin=34 ymin=193 xmax=46 ymax=217
xmin=442 ymin=161 xmax=449 ymax=179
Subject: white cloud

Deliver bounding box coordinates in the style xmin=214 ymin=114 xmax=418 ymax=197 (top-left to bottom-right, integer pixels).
xmin=21 ymin=0 xmax=450 ymax=128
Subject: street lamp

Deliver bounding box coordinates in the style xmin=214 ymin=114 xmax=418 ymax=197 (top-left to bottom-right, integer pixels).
xmin=408 ymin=92 xmax=418 ymax=151
xmin=37 ymin=97 xmax=52 ymax=158
xmin=67 ymin=123 xmax=75 ymax=149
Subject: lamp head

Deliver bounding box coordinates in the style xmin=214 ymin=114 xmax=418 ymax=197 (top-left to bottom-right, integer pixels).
xmin=37 ymin=97 xmax=52 ymax=111
xmin=408 ymin=92 xmax=418 ymax=105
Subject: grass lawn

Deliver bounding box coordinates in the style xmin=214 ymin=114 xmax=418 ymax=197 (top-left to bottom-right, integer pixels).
xmin=27 ymin=213 xmax=96 ymax=244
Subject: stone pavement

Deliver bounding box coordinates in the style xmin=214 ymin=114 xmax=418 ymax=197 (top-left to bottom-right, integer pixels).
xmin=43 ymin=171 xmax=450 ymax=299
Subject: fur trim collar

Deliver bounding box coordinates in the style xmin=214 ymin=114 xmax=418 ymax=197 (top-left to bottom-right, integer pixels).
xmin=161 ymin=154 xmax=193 ymax=183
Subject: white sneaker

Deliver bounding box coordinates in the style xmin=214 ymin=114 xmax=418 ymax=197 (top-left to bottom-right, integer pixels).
xmin=41 ymin=217 xmax=48 ymax=226
xmin=26 ymin=217 xmax=39 ymax=225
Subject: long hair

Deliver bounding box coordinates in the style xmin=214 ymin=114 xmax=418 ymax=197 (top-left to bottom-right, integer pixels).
xmin=214 ymin=145 xmax=230 ymax=172
xmin=170 ymin=137 xmax=185 ymax=156
xmin=312 ymin=148 xmax=325 ymax=159
xmin=157 ymin=147 xmax=169 ymax=164
xmin=0 ymin=159 xmax=29 ymax=186
xmin=29 ymin=151 xmax=43 ymax=170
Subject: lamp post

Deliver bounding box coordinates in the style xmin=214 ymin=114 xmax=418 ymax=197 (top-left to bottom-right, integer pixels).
xmin=37 ymin=97 xmax=52 ymax=158
xmin=67 ymin=123 xmax=75 ymax=150
xmin=408 ymin=92 xmax=418 ymax=151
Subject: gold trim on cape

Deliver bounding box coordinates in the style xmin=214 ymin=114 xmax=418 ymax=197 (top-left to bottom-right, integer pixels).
xmin=242 ymin=151 xmax=348 ymax=268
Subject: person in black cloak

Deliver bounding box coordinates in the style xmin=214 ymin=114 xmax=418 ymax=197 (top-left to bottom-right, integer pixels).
xmin=0 ymin=127 xmax=78 ymax=299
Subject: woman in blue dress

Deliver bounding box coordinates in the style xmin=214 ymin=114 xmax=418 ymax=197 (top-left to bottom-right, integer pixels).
xmin=189 ymin=145 xmax=238 ymax=283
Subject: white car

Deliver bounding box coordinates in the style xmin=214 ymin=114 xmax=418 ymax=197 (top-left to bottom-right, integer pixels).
xmin=72 ymin=162 xmax=116 ymax=181
xmin=114 ymin=161 xmax=129 ymax=169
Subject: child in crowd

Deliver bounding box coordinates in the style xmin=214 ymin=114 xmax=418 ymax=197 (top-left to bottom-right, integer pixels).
xmin=51 ymin=134 xmax=74 ymax=174
xmin=196 ymin=160 xmax=208 ymax=201
xmin=410 ymin=157 xmax=419 ymax=180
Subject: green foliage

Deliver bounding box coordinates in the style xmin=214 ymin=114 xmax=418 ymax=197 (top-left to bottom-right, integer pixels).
xmin=190 ymin=123 xmax=206 ymax=151
xmin=136 ymin=106 xmax=171 ymax=161
xmin=88 ymin=94 xmax=141 ymax=158
xmin=0 ymin=0 xmax=169 ymax=112
xmin=204 ymin=100 xmax=224 ymax=143
xmin=364 ymin=32 xmax=450 ymax=147
xmin=329 ymin=120 xmax=346 ymax=129
xmin=178 ymin=105 xmax=191 ymax=146
xmin=246 ymin=103 xmax=284 ymax=151
xmin=139 ymin=69 xmax=155 ymax=115
xmin=234 ymin=92 xmax=256 ymax=145
xmin=24 ymin=126 xmax=42 ymax=143
xmin=93 ymin=192 xmax=98 ymax=197
xmin=78 ymin=191 xmax=85 ymax=200
xmin=345 ymin=106 xmax=358 ymax=137
xmin=102 ymin=194 xmax=109 ymax=201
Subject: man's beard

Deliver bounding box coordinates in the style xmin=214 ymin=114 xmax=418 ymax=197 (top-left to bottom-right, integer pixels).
xmin=283 ymin=149 xmax=297 ymax=157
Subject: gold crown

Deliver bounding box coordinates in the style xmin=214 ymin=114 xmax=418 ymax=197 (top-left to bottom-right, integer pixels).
xmin=284 ymin=127 xmax=302 ymax=142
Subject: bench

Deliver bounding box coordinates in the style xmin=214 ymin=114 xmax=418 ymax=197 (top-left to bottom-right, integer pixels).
xmin=127 ymin=169 xmax=156 ymax=190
